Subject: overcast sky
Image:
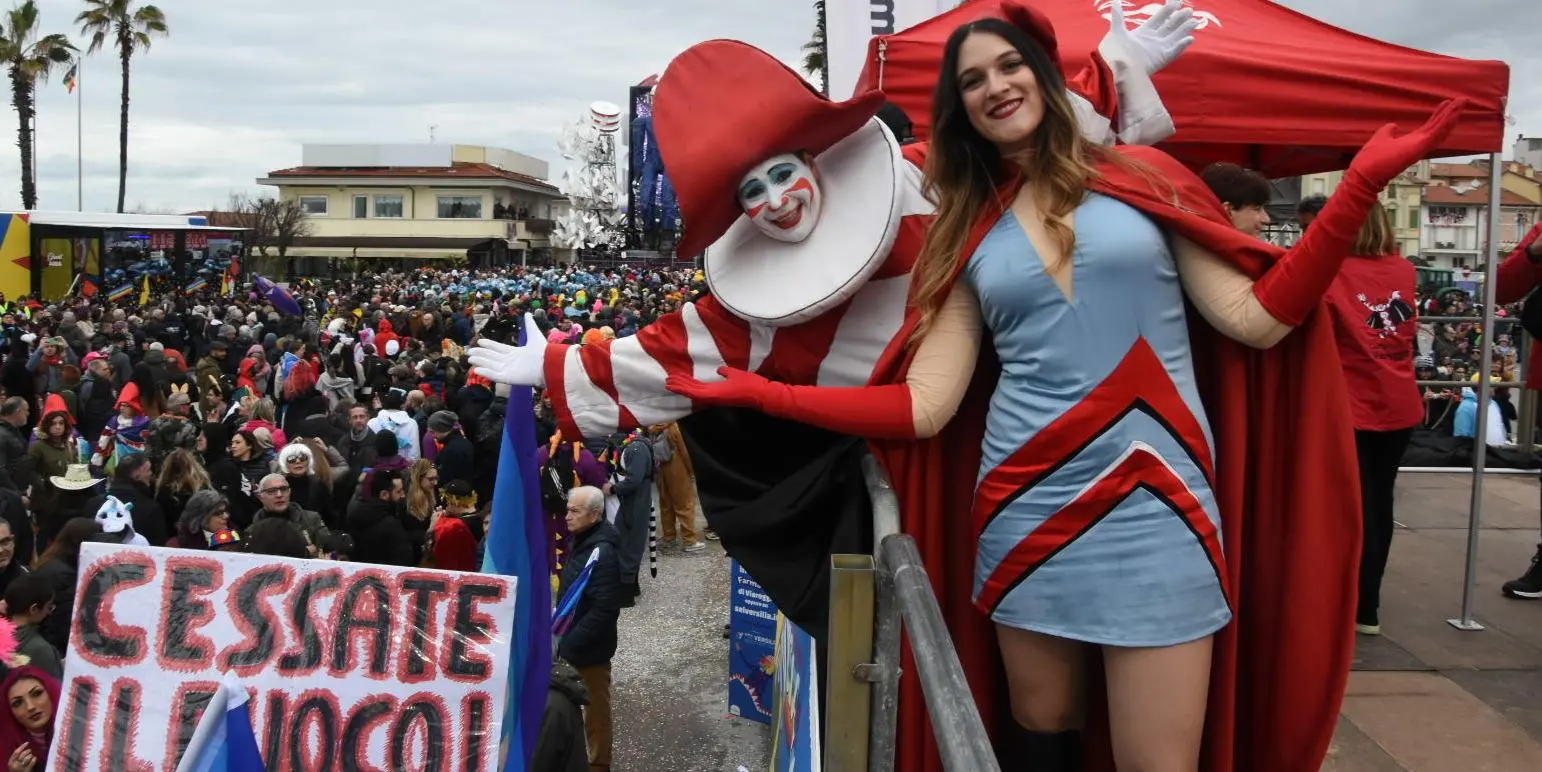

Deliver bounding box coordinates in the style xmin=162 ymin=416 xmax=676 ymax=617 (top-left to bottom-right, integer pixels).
xmin=1 ymin=0 xmax=1535 ymax=214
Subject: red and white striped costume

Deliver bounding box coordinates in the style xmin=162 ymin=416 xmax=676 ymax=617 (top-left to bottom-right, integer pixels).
xmin=545 ymin=159 xmax=932 ymax=441
xmin=543 ymin=44 xmax=1170 ymax=441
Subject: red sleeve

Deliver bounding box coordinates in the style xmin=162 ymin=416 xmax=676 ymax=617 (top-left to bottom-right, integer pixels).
xmin=1495 ymin=222 xmax=1542 ymax=305
xmin=1065 ymin=50 xmax=1119 ymax=126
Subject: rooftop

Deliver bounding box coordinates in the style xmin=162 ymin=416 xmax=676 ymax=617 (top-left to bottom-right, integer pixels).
xmin=1423 ymin=184 xmax=1539 ymax=207
xmin=263 ymin=161 xmax=561 ymax=194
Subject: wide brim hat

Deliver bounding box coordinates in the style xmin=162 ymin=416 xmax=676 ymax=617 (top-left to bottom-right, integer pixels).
xmin=50 ymin=463 xmax=101 ymax=491
xmin=703 ymin=117 xmax=907 ymax=327
xmin=654 ymin=39 xmax=886 ymax=261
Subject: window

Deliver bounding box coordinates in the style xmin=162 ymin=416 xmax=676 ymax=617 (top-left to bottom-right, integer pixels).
xmin=353 ymin=195 xmax=368 ymax=219
xmin=437 ymin=195 xmax=483 ymax=219
xmin=374 ymin=194 xmax=404 ymax=218
xmin=298 ymin=196 xmax=328 ymax=216
xmin=1408 ymin=208 xmax=1419 ymax=229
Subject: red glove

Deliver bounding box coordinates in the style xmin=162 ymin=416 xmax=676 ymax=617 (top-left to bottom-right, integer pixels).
xmin=665 ymin=366 xmax=918 ymax=439
xmin=1253 ymin=98 xmax=1467 ymax=326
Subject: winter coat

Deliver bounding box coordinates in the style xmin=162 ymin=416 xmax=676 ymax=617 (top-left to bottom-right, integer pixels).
xmin=432 ymin=430 xmax=475 ymax=488
xmin=14 ymin=623 xmax=62 ymax=679
xmin=555 ymin=519 xmax=621 ymax=667
xmin=0 ymin=422 xmax=29 ymax=491
xmin=346 ymin=498 xmax=416 ymax=567
xmin=316 ymin=371 xmax=357 ymax=410
xmin=531 ymin=661 xmax=590 ymax=772
xmin=252 ymin=502 xmax=329 ymax=552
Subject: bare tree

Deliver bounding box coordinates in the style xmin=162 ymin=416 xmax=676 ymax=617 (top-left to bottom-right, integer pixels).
xmin=228 ymin=193 xmax=309 ymax=277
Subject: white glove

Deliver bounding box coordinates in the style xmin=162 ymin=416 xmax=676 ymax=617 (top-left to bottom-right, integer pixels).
xmin=1110 ymin=0 xmax=1196 ymax=76
xmin=467 ymin=312 xmax=548 ymax=388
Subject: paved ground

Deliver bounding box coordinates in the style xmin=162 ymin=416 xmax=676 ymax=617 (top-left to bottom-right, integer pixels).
xmin=610 ymin=501 xmax=770 ymax=772
xmin=611 ymin=474 xmax=1542 ymax=771
xmin=1323 ymin=472 xmax=1542 ymax=772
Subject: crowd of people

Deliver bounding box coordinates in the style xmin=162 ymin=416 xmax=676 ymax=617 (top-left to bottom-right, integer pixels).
xmin=0 ymin=263 xmax=707 ymax=771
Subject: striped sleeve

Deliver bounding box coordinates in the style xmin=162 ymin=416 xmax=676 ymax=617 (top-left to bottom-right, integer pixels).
xmin=543 ymin=298 xmax=749 ymax=440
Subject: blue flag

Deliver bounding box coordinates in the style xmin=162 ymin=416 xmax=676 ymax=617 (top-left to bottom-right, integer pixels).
xmin=480 ymin=320 xmax=550 ymax=771
xmin=175 ymin=674 xmax=266 ymax=772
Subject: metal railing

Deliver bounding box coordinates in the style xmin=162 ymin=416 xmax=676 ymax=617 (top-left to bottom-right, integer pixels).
xmin=821 ymin=456 xmax=1000 ymax=772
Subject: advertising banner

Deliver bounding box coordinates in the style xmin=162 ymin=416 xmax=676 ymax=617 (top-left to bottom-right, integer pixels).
xmin=51 ymin=544 xmax=518 ymax=772
xmin=771 ymin=615 xmax=821 ymax=772
xmin=727 ymin=560 xmax=776 ymax=724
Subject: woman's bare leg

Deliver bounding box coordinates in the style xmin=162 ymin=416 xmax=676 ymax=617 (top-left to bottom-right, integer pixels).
xmin=997 ymin=624 xmax=1089 ymax=731
xmin=1103 ymin=636 xmax=1213 ymax=772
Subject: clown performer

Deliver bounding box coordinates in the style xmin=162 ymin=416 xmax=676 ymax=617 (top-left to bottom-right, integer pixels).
xmin=473 ymin=0 xmax=1195 ymax=616
xmin=661 ymin=10 xmax=1460 ymax=772
xmin=90 ymin=382 xmax=150 ymax=476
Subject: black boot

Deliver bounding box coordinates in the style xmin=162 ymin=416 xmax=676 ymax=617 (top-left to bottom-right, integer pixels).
xmin=1502 ymin=544 xmax=1542 ymax=600
xmin=1001 ymin=725 xmax=1082 ymax=771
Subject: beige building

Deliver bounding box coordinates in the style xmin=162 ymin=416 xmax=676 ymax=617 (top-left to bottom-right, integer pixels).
xmin=257 ymin=144 xmax=568 ymax=268
xmin=1298 ymin=163 xmax=1426 ymax=258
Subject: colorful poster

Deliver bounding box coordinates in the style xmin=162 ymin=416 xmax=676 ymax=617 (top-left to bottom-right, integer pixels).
xmin=52 ymin=544 xmax=518 ymax=772
xmin=771 ymin=615 xmax=821 ymax=772
xmin=727 ymin=560 xmax=776 ymax=724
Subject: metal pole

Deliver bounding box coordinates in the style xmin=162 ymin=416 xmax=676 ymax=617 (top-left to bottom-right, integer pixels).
xmin=76 ymin=56 xmax=83 ymax=211
xmin=1400 ymin=467 xmax=1536 ymax=475
xmin=868 ymin=563 xmax=900 ymax=772
xmin=879 ymin=535 xmax=1000 ymax=772
xmin=1448 ymin=153 xmax=1504 ymax=632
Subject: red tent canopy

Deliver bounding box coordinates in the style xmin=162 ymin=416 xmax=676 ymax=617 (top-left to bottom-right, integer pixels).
xmin=855 ymin=0 xmax=1510 ymax=177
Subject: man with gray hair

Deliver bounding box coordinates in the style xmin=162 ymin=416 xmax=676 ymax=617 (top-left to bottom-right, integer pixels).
xmin=251 ymin=472 xmax=329 ymax=556
xmin=558 ymin=485 xmax=621 ymax=772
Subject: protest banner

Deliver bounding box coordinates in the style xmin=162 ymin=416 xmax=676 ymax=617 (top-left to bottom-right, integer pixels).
xmin=51 ymin=544 xmax=518 ymax=772
xmin=727 ymin=560 xmax=776 ymax=724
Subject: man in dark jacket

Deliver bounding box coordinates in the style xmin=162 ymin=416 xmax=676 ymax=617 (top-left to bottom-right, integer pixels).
xmin=426 ymin=410 xmax=475 ymax=488
xmin=532 ymin=661 xmax=589 ymax=772
xmin=346 ymin=468 xmax=415 ymax=566
xmin=557 ymin=485 xmax=620 ymax=772
xmin=0 ymin=397 xmax=31 ymax=491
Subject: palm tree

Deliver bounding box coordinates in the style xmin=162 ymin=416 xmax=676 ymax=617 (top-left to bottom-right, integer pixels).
xmin=76 ymin=0 xmax=166 ymax=213
xmin=801 ymin=0 xmax=826 ymax=89
xmin=1 ymin=1 xmax=74 ymax=210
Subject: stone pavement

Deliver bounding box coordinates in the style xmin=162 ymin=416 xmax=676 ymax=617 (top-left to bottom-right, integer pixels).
xmin=1323 ymin=472 xmax=1542 ymax=772
xmin=610 ymin=504 xmax=770 ymax=772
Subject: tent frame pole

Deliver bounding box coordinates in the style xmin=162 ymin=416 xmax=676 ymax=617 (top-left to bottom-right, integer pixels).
xmin=1447 ymin=152 xmax=1504 ymax=632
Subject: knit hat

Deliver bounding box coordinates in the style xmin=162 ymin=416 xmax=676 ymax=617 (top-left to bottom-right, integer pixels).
xmin=427 ymin=410 xmax=458 ymax=434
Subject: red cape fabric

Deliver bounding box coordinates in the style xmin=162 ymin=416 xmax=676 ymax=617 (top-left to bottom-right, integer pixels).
xmin=868 ymin=144 xmax=1360 ymax=772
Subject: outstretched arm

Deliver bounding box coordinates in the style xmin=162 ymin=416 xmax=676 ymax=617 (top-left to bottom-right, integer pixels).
xmin=1177 ymin=99 xmax=1466 ymax=349
xmin=666 ymin=284 xmax=981 ymax=439
xmin=471 ymin=299 xmax=747 ymax=440
xmin=1068 ymin=0 xmax=1197 ymax=147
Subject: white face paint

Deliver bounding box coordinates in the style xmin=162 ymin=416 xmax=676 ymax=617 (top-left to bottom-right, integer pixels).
xmin=737 ymin=153 xmax=822 ymax=243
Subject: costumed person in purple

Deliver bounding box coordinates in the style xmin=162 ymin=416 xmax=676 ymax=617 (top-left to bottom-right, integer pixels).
xmin=471 ymin=0 xmax=1200 ymax=635
xmin=90 ymin=382 xmax=150 ymax=475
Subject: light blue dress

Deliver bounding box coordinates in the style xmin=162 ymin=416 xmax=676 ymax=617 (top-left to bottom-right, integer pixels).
xmin=964 ymin=193 xmax=1232 ymax=647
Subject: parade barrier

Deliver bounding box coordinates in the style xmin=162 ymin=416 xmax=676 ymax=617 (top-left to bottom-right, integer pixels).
xmin=820 ymin=457 xmax=998 ymax=772
xmin=52 ymin=544 xmax=518 ymax=772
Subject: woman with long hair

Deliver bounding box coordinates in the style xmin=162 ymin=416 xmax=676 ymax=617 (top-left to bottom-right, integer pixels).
xmin=0 ymin=666 xmax=59 ymax=772
xmin=661 ymin=8 xmax=1461 ymax=769
xmin=155 ymin=447 xmax=213 ymax=532
xmin=405 ymin=459 xmax=439 ymax=561
xmin=33 ymin=517 xmax=101 ymax=653
xmin=1323 ymin=203 xmax=1423 ymax=636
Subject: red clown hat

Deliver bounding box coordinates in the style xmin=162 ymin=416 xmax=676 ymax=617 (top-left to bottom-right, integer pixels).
xmin=654 ymin=39 xmax=886 ymax=259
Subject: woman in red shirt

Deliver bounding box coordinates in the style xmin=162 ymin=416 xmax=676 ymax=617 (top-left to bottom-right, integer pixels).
xmin=1325 ymin=203 xmax=1423 ymax=635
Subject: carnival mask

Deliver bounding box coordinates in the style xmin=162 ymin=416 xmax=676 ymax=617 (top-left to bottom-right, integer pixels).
xmin=737 ymin=153 xmax=822 ymax=244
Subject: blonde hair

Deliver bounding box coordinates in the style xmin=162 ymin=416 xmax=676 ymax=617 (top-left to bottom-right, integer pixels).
xmin=407 ymin=459 xmax=438 ymax=522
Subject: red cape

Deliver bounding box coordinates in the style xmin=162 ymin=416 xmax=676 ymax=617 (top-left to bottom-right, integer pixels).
xmin=869 ymin=144 xmax=1361 ymax=772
